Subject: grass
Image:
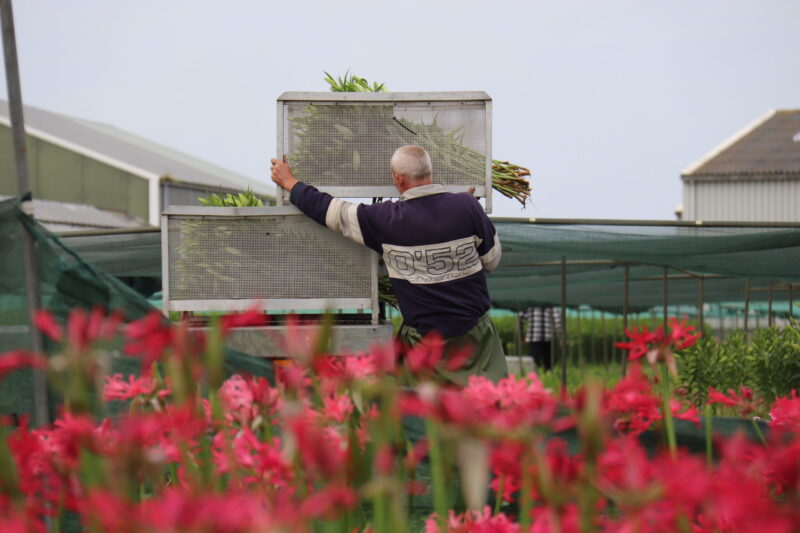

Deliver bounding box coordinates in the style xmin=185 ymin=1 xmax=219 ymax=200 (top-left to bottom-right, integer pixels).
xmin=505 ymin=356 xmax=625 ymax=393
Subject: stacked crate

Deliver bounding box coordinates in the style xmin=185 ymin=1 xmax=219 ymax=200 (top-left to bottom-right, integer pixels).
xmin=161 ymin=92 xmax=492 ymax=353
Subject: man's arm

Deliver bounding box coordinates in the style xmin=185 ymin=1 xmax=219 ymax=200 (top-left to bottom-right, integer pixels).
xmin=270 ymin=158 xmax=365 ymax=246
xmin=473 ymin=202 xmax=501 ymax=273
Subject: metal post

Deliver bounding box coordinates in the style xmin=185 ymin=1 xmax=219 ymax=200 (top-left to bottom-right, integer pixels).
xmin=515 ymin=311 xmax=524 ymax=375
xmin=621 ymin=264 xmax=630 ymax=376
xmin=767 ymin=280 xmax=774 ymax=327
xmin=662 ymin=266 xmax=668 ymax=329
xmin=548 ymin=309 xmax=555 ymax=371
xmin=744 ymin=279 xmax=750 ymax=333
xmin=589 ymin=309 xmax=596 ymax=366
xmin=601 ymin=311 xmax=608 ymax=369
xmin=560 ymin=256 xmax=568 ymax=390
xmin=576 ymin=306 xmax=583 ymax=375
xmin=1 ymin=0 xmax=48 ymax=427
xmin=790 ymin=285 xmax=795 ymax=320
xmin=698 ymin=276 xmax=705 ymax=333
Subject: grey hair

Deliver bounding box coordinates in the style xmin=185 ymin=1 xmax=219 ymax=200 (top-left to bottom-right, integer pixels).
xmin=390 ymin=145 xmax=433 ymax=181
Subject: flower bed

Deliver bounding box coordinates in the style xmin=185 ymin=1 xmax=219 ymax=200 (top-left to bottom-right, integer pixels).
xmin=0 ymin=309 xmax=798 ymax=532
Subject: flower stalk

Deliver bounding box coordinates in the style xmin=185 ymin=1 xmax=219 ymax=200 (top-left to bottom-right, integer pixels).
xmin=661 ymin=364 xmax=678 ymax=458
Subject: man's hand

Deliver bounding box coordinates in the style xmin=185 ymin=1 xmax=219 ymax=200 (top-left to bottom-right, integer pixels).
xmin=270 ymin=156 xmax=299 ymax=191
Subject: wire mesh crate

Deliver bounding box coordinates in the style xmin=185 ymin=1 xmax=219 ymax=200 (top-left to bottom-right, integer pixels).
xmin=161 ymin=206 xmax=379 ymax=323
xmin=277 ymin=91 xmax=493 ymax=211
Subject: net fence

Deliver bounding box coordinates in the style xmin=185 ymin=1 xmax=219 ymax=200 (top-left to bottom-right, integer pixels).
xmin=0 ymin=198 xmax=272 ymax=420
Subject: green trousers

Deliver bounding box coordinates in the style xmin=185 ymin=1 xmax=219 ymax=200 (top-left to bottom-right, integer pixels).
xmin=397 ymin=313 xmax=508 ymax=387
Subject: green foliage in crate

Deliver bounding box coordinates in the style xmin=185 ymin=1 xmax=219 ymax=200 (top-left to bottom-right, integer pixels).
xmin=198 ymin=188 xmax=265 ymax=207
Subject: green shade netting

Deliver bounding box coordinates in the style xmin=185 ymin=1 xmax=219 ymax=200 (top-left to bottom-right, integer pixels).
xmin=0 ymin=198 xmax=272 ymax=420
xmin=490 ymin=221 xmax=800 ymax=312
xmin=56 ymin=218 xmax=800 ymax=314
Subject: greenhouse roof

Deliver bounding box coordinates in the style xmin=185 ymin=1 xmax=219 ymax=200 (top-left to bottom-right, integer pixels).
xmin=59 ymin=217 xmax=800 ymax=314
xmin=0 ymin=195 xmax=146 ymax=233
xmin=0 ymin=100 xmax=275 ymax=197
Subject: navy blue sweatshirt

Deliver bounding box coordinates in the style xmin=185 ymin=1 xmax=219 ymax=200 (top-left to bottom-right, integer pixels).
xmin=290 ymin=182 xmax=501 ymax=338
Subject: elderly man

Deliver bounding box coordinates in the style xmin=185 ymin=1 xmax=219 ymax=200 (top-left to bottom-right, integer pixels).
xmin=270 ymin=145 xmax=507 ymax=385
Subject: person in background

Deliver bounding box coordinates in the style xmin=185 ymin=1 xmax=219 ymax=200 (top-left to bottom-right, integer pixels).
xmin=519 ymin=306 xmax=562 ymax=371
xmin=270 ymin=145 xmax=507 ymax=386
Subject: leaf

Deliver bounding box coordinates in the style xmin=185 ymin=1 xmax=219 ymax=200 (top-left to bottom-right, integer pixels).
xmin=352 ymin=150 xmax=360 ymax=171
xmin=334 ymin=124 xmax=354 ymax=137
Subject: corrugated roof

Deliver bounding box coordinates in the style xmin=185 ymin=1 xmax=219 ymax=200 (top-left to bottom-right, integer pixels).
xmin=0 ymin=195 xmax=146 ymax=232
xmin=0 ymin=100 xmax=275 ymax=197
xmin=683 ymin=109 xmax=800 ymax=178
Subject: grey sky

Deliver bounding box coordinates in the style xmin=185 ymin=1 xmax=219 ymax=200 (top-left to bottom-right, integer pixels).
xmin=4 ymin=0 xmax=799 ymax=219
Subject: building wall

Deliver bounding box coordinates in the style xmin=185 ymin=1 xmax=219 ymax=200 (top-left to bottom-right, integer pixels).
xmin=0 ymin=125 xmax=149 ymax=220
xmin=682 ymin=178 xmax=800 ymax=221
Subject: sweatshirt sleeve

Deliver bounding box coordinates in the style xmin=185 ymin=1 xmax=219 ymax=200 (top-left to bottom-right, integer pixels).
xmin=289 ymin=182 xmax=365 ymax=245
xmin=474 ymin=203 xmax=501 ymax=273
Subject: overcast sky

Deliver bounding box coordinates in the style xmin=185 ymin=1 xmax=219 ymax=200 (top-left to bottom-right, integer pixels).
xmin=4 ymin=0 xmax=799 ymax=219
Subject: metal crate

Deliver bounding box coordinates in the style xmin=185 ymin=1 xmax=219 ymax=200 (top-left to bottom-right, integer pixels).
xmin=161 ymin=206 xmax=379 ymax=323
xmin=277 ymin=91 xmax=493 ymax=212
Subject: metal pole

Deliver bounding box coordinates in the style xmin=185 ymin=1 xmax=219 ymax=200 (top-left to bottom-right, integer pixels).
xmin=1 ymin=0 xmax=48 ymax=427
xmin=560 ymin=256 xmax=568 ymax=390
xmin=744 ymin=279 xmax=750 ymax=333
xmin=698 ymin=276 xmax=705 ymax=333
xmin=548 ymin=308 xmax=555 ymax=371
xmin=515 ymin=312 xmax=524 ymax=375
xmin=601 ymin=311 xmax=608 ymax=369
xmin=1 ymin=0 xmax=27 ymax=197
xmin=767 ymin=280 xmax=774 ymax=327
xmin=576 ymin=306 xmax=583 ymax=375
xmin=621 ymin=264 xmax=630 ymax=376
xmin=790 ymin=285 xmax=794 ymax=320
xmin=589 ymin=309 xmax=596 ymax=366
xmin=662 ymin=266 xmax=668 ymax=329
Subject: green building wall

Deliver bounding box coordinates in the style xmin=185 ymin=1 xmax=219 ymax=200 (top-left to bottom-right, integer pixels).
xmin=0 ymin=125 xmax=149 ymax=221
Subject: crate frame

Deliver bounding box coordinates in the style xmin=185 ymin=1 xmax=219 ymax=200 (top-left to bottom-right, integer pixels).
xmin=276 ymin=91 xmax=493 ymax=212
xmin=161 ymin=205 xmax=380 ymax=324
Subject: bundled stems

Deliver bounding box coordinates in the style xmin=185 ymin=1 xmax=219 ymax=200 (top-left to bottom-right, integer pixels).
xmin=492 ymin=160 xmax=532 ymax=206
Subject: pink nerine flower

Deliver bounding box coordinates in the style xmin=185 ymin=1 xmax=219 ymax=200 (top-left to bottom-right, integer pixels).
xmin=322 ymin=393 xmax=353 ymax=424
xmin=769 ymin=390 xmax=800 ymax=434
xmin=426 ymin=506 xmax=520 ymax=533
xmin=102 ymin=373 xmax=167 ymax=402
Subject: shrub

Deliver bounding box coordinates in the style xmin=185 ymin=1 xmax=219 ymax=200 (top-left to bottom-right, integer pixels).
xmin=679 ymin=321 xmax=800 ymax=410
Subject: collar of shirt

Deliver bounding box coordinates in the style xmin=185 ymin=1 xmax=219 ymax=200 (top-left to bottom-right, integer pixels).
xmin=400 ymin=183 xmax=445 ymax=201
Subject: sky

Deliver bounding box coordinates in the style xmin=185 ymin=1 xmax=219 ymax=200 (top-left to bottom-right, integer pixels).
xmin=3 ymin=0 xmax=799 ymax=219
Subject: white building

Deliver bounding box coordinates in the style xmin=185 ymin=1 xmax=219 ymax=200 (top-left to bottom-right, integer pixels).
xmin=680 ymin=109 xmax=800 ymax=222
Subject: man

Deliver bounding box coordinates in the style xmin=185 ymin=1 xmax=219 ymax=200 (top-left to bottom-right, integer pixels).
xmin=518 ymin=306 xmax=562 ymax=371
xmin=270 ymin=145 xmax=507 ymax=386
